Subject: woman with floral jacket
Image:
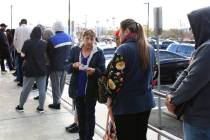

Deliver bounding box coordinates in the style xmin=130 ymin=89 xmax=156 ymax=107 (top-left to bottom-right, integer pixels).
xmin=106 ymin=19 xmax=156 ymax=140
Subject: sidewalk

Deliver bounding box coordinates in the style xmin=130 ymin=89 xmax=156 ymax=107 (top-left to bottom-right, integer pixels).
xmin=0 ymin=72 xmax=101 ymax=140
xmin=0 ymin=72 xmax=181 ymax=140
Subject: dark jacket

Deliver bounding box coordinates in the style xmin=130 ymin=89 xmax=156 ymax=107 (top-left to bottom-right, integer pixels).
xmin=21 ymin=27 xmax=47 ymax=77
xmin=171 ymin=7 xmax=210 ymax=128
xmin=112 ymin=38 xmax=155 ymax=115
xmin=67 ymin=46 xmax=105 ymax=99
xmin=0 ymin=30 xmax=10 ymax=57
xmin=48 ymin=31 xmax=72 ymax=71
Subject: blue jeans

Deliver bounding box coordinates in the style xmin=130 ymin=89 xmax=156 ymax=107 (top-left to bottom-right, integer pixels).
xmin=184 ymin=121 xmax=210 ymax=140
xmin=16 ymin=54 xmax=23 ymax=83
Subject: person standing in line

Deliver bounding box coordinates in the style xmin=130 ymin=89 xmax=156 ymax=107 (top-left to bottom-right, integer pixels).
xmin=13 ymin=19 xmax=31 ymax=87
xmin=48 ymin=21 xmax=72 ymax=109
xmin=0 ymin=23 xmax=14 ymax=73
xmin=6 ymin=29 xmax=16 ymax=68
xmin=165 ymin=6 xmax=210 ymax=140
xmin=106 ymin=19 xmax=156 ymax=140
xmin=66 ymin=29 xmax=105 ymax=140
xmin=15 ymin=26 xmax=47 ymax=113
xmin=34 ymin=28 xmax=54 ymax=100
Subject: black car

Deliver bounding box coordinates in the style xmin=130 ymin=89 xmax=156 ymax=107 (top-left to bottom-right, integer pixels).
xmin=155 ymin=50 xmax=189 ymax=84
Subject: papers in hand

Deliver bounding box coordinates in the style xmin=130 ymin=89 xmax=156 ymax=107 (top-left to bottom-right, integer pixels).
xmin=79 ymin=65 xmax=88 ymax=71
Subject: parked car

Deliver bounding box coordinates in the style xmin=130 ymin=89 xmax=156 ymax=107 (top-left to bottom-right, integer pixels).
xmin=155 ymin=50 xmax=190 ymax=84
xmin=161 ymin=40 xmax=178 ymax=49
xmin=167 ymin=43 xmax=195 ymax=58
xmin=98 ymin=43 xmax=116 ymax=67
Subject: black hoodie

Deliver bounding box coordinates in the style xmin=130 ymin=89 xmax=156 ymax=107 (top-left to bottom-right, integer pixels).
xmin=188 ymin=6 xmax=210 ymax=49
xmin=171 ymin=7 xmax=210 ymax=128
xmin=21 ymin=26 xmax=47 ymax=77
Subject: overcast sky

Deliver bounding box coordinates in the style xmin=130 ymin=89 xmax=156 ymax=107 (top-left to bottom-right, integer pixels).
xmin=0 ymin=0 xmax=209 ymax=30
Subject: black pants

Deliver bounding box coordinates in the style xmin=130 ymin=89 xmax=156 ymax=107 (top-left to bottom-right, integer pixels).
xmin=76 ymin=97 xmax=97 ymax=140
xmin=114 ymin=111 xmax=151 ymax=140
xmin=0 ymin=49 xmax=13 ymax=71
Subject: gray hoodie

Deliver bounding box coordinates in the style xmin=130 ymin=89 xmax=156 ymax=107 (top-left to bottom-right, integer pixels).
xmin=171 ymin=6 xmax=210 ymax=128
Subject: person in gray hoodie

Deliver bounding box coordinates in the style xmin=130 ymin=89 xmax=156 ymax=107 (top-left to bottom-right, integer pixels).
xmin=165 ymin=6 xmax=210 ymax=140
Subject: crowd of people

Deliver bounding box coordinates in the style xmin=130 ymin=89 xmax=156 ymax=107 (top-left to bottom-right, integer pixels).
xmin=0 ymin=6 xmax=210 ymax=140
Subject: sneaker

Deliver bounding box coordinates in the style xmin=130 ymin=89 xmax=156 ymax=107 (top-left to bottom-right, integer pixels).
xmin=15 ymin=105 xmax=24 ymax=112
xmin=32 ymin=84 xmax=38 ymax=91
xmin=66 ymin=124 xmax=79 ymax=133
xmin=12 ymin=72 xmax=16 ymax=76
xmin=48 ymin=103 xmax=61 ymax=109
xmin=34 ymin=96 xmax=39 ymax=100
xmin=1 ymin=71 xmax=7 ymax=74
xmin=17 ymin=82 xmax=23 ymax=87
xmin=65 ymin=122 xmax=77 ymax=130
xmin=36 ymin=107 xmax=44 ymax=113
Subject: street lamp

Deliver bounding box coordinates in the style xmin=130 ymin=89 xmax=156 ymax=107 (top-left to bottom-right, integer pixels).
xmin=144 ymin=2 xmax=149 ymax=37
xmin=68 ymin=0 xmax=71 ymax=34
xmin=10 ymin=5 xmax=13 ymax=29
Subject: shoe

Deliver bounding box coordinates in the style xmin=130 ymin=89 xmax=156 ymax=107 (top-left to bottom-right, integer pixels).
xmin=66 ymin=124 xmax=79 ymax=133
xmin=48 ymin=103 xmax=61 ymax=109
xmin=14 ymin=79 xmax=19 ymax=82
xmin=15 ymin=105 xmax=24 ymax=112
xmin=12 ymin=72 xmax=16 ymax=76
xmin=34 ymin=96 xmax=39 ymax=100
xmin=32 ymin=84 xmax=38 ymax=91
xmin=65 ymin=122 xmax=77 ymax=130
xmin=36 ymin=107 xmax=44 ymax=113
xmin=1 ymin=71 xmax=7 ymax=74
xmin=17 ymin=82 xmax=23 ymax=87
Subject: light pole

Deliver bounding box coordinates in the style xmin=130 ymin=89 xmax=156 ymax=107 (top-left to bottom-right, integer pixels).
xmin=10 ymin=5 xmax=13 ymax=29
xmin=68 ymin=0 xmax=71 ymax=34
xmin=84 ymin=15 xmax=87 ymax=29
xmin=144 ymin=2 xmax=149 ymax=37
xmin=112 ymin=17 xmax=115 ymax=30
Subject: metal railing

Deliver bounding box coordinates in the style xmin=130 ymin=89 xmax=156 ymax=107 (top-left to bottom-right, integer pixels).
xmin=57 ymin=80 xmax=182 ymax=140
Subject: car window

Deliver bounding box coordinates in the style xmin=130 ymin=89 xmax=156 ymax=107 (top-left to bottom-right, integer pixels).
xmin=187 ymin=46 xmax=195 ymax=57
xmin=167 ymin=44 xmax=177 ymax=52
xmin=103 ymin=48 xmax=115 ymax=55
xmin=159 ymin=51 xmax=185 ymax=60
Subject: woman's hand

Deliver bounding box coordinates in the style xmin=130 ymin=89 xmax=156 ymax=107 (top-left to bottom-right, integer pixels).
xmin=86 ymin=67 xmax=95 ymax=75
xmin=73 ymin=62 xmax=81 ymax=69
xmin=165 ymin=95 xmax=176 ymax=113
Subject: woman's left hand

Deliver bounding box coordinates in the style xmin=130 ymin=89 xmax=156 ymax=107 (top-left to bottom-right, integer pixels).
xmin=86 ymin=67 xmax=95 ymax=75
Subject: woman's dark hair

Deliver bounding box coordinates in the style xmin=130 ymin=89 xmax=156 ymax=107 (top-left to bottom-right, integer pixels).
xmin=120 ymin=19 xmax=149 ymax=70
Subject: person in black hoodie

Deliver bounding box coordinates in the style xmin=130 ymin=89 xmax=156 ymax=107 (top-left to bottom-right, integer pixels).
xmin=15 ymin=26 xmax=47 ymax=113
xmin=0 ymin=23 xmax=14 ymax=73
xmin=166 ymin=6 xmax=210 ymax=140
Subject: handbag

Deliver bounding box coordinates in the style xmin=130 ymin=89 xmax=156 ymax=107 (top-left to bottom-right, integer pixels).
xmin=103 ymin=108 xmax=117 ymax=140
xmin=98 ymin=75 xmax=108 ymax=104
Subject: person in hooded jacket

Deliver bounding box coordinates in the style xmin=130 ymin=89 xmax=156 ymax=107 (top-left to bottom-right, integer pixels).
xmin=15 ymin=26 xmax=47 ymax=113
xmin=166 ymin=6 xmax=210 ymax=140
xmin=0 ymin=23 xmax=14 ymax=73
xmin=47 ymin=21 xmax=72 ymax=109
